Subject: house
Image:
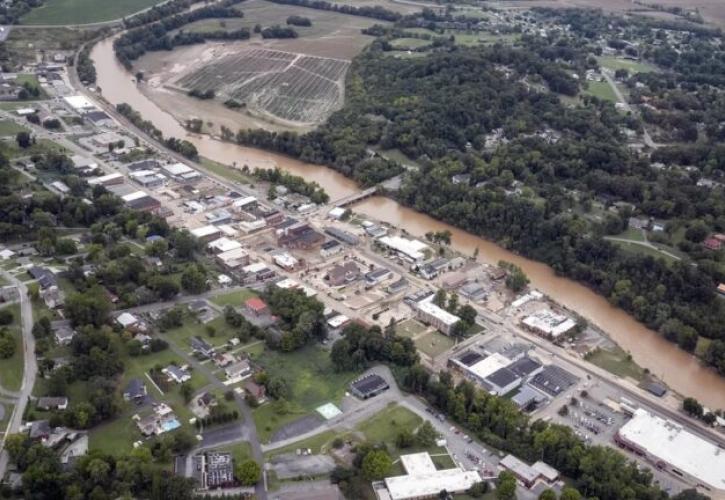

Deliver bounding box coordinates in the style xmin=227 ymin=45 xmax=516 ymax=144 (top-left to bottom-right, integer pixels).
xmin=190 ymin=336 xmax=215 ymax=358
xmin=225 ymin=360 xmax=251 ymax=380
xmin=37 ymin=397 xmax=68 ymax=411
xmin=29 ymin=420 xmax=51 ymax=441
xmin=135 ymin=405 xmax=180 ymax=436
xmin=28 ymin=267 xmax=56 ymax=289
xmin=245 ymin=297 xmax=269 ymax=316
xmin=704 ymin=237 xmax=722 ymax=251
xmin=164 ymin=365 xmax=191 ymax=384
xmin=40 ymin=286 xmax=64 ymax=309
xmin=214 ymin=352 xmax=236 ymax=368
xmin=365 ymin=268 xmax=392 ymax=288
xmin=116 ymin=312 xmax=139 ymax=330
xmin=197 ymin=392 xmax=217 ymax=408
xmin=244 ymin=381 xmax=266 ymax=403
xmin=326 ymin=262 xmax=360 ymax=287
xmin=123 ymin=379 xmax=147 ymax=402
xmin=387 ymin=278 xmax=409 ymax=295
xmin=320 ymin=239 xmax=343 ymax=258
xmin=53 ymin=324 xmax=75 ymax=346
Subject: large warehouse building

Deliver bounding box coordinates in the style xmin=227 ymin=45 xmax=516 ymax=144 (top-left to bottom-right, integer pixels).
xmin=615 ymin=409 xmax=725 ymax=495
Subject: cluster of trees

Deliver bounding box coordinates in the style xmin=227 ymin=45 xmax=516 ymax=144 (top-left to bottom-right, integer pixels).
xmin=76 ymin=45 xmax=96 ymax=84
xmin=17 ymin=80 xmax=41 ymax=100
xmin=682 ymin=396 xmax=721 ymax=425
xmin=330 ymin=321 xmax=419 ymax=372
xmin=286 ymin=15 xmax=311 ymax=26
xmin=194 ymin=407 xmax=240 ymax=428
xmin=499 ymin=261 xmax=529 ymax=292
xmin=260 ymin=25 xmax=298 ymax=39
xmin=254 ymin=166 xmax=329 ymax=204
xmin=124 ymin=0 xmax=199 ymax=28
xmin=0 ymin=0 xmax=43 ymax=24
xmin=117 ymin=102 xmax=198 ymax=159
xmin=431 ymin=290 xmax=477 ymax=337
xmin=261 ymin=286 xmax=327 ymax=351
xmin=265 ymin=0 xmax=401 ymax=22
xmin=4 ymin=434 xmax=197 ymax=499
xmin=0 ymin=324 xmax=16 ymax=359
xmin=223 ymin=306 xmax=265 ymax=343
xmin=114 ymin=0 xmax=246 ymax=68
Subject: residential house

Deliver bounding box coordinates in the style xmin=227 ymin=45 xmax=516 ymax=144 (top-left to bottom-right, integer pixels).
xmin=37 ymin=397 xmax=68 ymax=411
xmin=244 ymin=381 xmax=266 ymax=403
xmin=164 ymin=365 xmax=191 ymax=384
xmin=191 ymin=336 xmax=215 ymax=358
xmin=123 ymin=379 xmax=147 ymax=402
xmin=28 ymin=267 xmax=56 ymax=289
xmin=326 ymin=262 xmax=360 ymax=287
xmin=365 ymin=268 xmax=392 ymax=288
xmin=245 ymin=297 xmax=269 ymax=316
xmin=40 ymin=286 xmax=64 ymax=309
xmin=53 ymin=324 xmax=75 ymax=346
xmin=225 ymin=360 xmax=251 ymax=380
xmin=116 ymin=312 xmax=139 ymax=330
xmin=29 ymin=420 xmax=51 ymax=441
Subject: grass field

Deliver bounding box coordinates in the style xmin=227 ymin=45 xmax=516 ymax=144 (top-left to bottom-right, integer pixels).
xmin=0 ymin=304 xmax=23 ymax=392
xmin=252 ymin=345 xmax=359 ymax=443
xmin=609 ymin=239 xmax=678 ymax=263
xmin=200 ymin=157 xmax=255 ymax=186
xmin=584 ymin=81 xmax=617 ymax=102
xmin=162 ymin=314 xmax=240 ymax=349
xmin=395 ymin=318 xmax=428 ymax=339
xmin=210 ymin=288 xmax=257 ymax=308
xmin=22 ymin=0 xmax=166 ymax=25
xmin=0 ymin=120 xmax=28 ymax=137
xmin=0 ymin=138 xmax=65 ymax=159
xmin=597 ymin=56 xmax=658 ymax=74
xmin=356 ymin=403 xmax=422 ymax=444
xmin=586 ymin=346 xmax=645 ymax=382
xmin=414 ymin=330 xmax=456 ymax=358
xmin=390 ymin=38 xmax=430 ymax=50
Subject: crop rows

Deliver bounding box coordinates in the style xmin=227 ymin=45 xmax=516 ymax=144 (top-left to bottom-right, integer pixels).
xmin=176 ymin=48 xmax=350 ymax=124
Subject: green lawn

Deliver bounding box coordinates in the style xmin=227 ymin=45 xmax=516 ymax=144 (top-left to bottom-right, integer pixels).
xmin=89 ymin=410 xmax=145 ymax=455
xmin=162 ymin=314 xmax=240 ymax=349
xmin=609 ymin=239 xmax=677 ymax=263
xmin=221 ymin=441 xmax=253 ymax=464
xmin=199 ymin=157 xmax=255 ymax=186
xmin=584 ymin=81 xmax=617 ymax=102
xmin=597 ymin=56 xmax=657 ymax=74
xmin=414 ymin=330 xmax=456 ymax=358
xmin=390 ymin=38 xmax=430 ymax=50
xmin=252 ymin=346 xmax=360 ymax=443
xmin=616 ymin=227 xmax=646 ymax=242
xmin=356 ymin=403 xmax=422 ymax=444
xmin=395 ymin=318 xmax=427 ymax=339
xmin=585 ymin=346 xmax=645 ymax=382
xmin=22 ymin=0 xmax=166 ymax=25
xmin=0 ymin=304 xmax=24 ymax=392
xmin=239 ymin=340 xmax=265 ymax=360
xmin=0 ymin=120 xmax=28 ymax=137
xmin=0 ymin=138 xmax=65 ymax=159
xmin=210 ymin=288 xmax=257 ymax=308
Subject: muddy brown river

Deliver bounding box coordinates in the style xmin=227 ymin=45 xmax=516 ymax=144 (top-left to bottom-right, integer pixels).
xmin=91 ymin=37 xmax=725 ymax=407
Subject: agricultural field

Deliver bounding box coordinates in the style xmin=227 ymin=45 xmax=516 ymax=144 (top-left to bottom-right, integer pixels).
xmin=175 ymin=48 xmax=351 ymax=125
xmin=21 ymin=0 xmax=165 ymax=25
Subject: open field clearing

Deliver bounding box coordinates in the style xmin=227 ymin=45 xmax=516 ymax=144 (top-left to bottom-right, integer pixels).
xmin=175 ymin=48 xmax=350 ymax=125
xmin=22 ymin=0 xmax=165 ymax=25
xmin=597 ymin=56 xmax=657 ymax=74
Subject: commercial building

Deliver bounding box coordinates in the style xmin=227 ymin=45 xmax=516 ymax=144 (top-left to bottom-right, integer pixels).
xmin=320 ymin=240 xmax=343 ymax=258
xmin=521 ymin=310 xmax=577 ymax=339
xmin=162 ymin=162 xmax=200 ymax=182
xmin=207 ymin=237 xmax=242 ymax=254
xmin=375 ymin=452 xmax=481 ymax=500
xmin=378 ymin=236 xmax=428 ymax=263
xmin=64 ymin=95 xmax=96 ymax=111
xmin=499 ymin=455 xmax=559 ymax=489
xmin=350 ymin=374 xmax=389 ymax=399
xmin=88 ymin=172 xmax=124 ymax=186
xmin=615 ymin=409 xmax=725 ymax=495
xmin=326 ymin=262 xmax=360 ymax=287
xmin=273 ymin=252 xmax=298 ymax=271
xmin=324 ymin=226 xmax=360 ymax=246
xmin=415 ymin=299 xmax=460 ymax=336
xmin=365 ymin=268 xmax=392 ymax=288
xmin=217 ymin=248 xmax=249 ymax=270
xmin=190 ymin=225 xmax=222 ymax=243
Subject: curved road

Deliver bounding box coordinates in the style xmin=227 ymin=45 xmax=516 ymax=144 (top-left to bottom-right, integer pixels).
xmin=0 ymin=272 xmax=36 ymax=478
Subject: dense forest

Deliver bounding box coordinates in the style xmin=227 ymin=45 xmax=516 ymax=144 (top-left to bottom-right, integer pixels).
xmin=264 ymin=0 xmax=402 ymax=22
xmin=230 ymin=32 xmax=725 ymax=375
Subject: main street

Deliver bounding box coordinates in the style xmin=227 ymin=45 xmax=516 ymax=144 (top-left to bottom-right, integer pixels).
xmin=0 ymin=272 xmax=36 ymax=479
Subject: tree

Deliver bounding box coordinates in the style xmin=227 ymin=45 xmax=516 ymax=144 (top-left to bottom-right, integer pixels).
xmin=65 ymin=289 xmax=111 ymax=327
xmin=458 ymin=304 xmax=476 ymax=325
xmin=500 ymin=261 xmax=529 ymax=292
xmin=539 ymin=489 xmax=557 ymax=500
xmin=180 ymin=265 xmax=207 ymax=294
xmin=16 ymin=131 xmax=31 ymax=149
xmin=0 ymin=333 xmax=16 ymax=358
xmin=447 ymin=292 xmax=459 ymax=314
xmin=416 ymin=420 xmax=439 ymax=448
xmin=467 ymin=481 xmax=489 ymax=498
xmin=683 ymin=397 xmax=704 ymax=418
xmin=395 ymin=429 xmax=415 ymax=448
xmin=495 ymin=470 xmax=517 ymax=500
xmin=0 ymin=309 xmax=13 ymax=325
xmin=559 ymin=487 xmax=582 ymax=500
xmin=180 ymin=382 xmax=194 ymax=403
xmin=433 ymin=289 xmax=447 ymax=308
xmin=361 ymin=449 xmax=392 ymax=480
xmin=235 ymin=459 xmax=261 ymax=485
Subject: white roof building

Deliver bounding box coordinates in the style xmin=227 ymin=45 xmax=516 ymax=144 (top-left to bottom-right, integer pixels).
xmin=243 ymin=262 xmax=269 ymax=274
xmin=15 ymin=107 xmax=36 ymax=116
xmin=64 ymin=95 xmax=96 ymax=111
xmin=467 ymin=353 xmax=512 ymax=381
xmin=232 ymin=196 xmax=257 ymax=208
xmin=50 ymin=181 xmax=70 ymax=194
xmin=273 ymin=253 xmax=298 ymax=270
xmin=328 ymin=207 xmax=346 ymax=219
xmin=121 ymin=191 xmax=147 ymax=203
xmin=116 ymin=312 xmax=138 ymax=328
xmin=416 ymin=300 xmax=459 ymax=328
xmin=70 ymin=155 xmax=98 ymax=170
xmin=190 ymin=225 xmax=221 ymax=240
xmin=161 ymin=163 xmax=194 ymax=177
xmin=217 ymin=224 xmax=239 ymax=237
xmin=378 ymin=236 xmax=428 ymax=262
xmin=327 ymin=314 xmax=349 ymax=329
xmin=207 ymin=237 xmax=242 ymax=254
xmin=88 ymin=173 xmax=123 ymax=185
xmin=616 ymin=409 xmax=725 ymax=494
xmin=381 ymin=452 xmax=481 ymax=500
xmin=522 ymin=310 xmax=577 ymax=338
xmin=216 ymin=248 xmax=248 ymax=267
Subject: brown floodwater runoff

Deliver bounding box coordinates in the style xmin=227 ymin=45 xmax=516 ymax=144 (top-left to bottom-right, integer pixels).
xmin=91 ymin=36 xmax=725 ymax=408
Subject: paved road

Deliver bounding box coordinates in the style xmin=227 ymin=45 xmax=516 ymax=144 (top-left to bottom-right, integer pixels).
xmin=0 ymin=272 xmax=36 ymax=479
xmin=601 ymin=71 xmax=658 ymax=149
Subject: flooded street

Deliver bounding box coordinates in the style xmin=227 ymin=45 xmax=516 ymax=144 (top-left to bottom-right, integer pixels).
xmin=91 ymin=37 xmax=725 ymax=408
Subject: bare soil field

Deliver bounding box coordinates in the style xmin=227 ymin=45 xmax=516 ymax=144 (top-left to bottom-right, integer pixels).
xmin=134 ymin=0 xmax=394 ymax=133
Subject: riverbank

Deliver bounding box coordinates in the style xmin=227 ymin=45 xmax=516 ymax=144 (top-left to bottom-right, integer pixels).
xmin=87 ymin=35 xmax=725 ymax=409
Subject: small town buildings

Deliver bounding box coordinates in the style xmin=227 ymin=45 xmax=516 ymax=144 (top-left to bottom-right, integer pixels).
xmin=521 ymin=310 xmax=577 ymax=340
xmin=327 ymin=207 xmax=346 ymax=219
xmin=324 ymin=226 xmax=360 ymax=246
xmin=327 ymin=314 xmax=350 ymax=330
xmin=123 ymin=379 xmax=147 ymax=402
xmin=499 ymin=455 xmax=559 ymax=489
xmin=459 ymin=282 xmax=487 ymax=301
xmin=207 ymin=237 xmax=242 ymax=254
xmin=88 ymin=172 xmax=124 ymax=186
xmin=134 ymin=404 xmax=180 ymax=436
xmin=116 ymin=312 xmax=140 ymax=330
xmin=245 ymin=297 xmax=269 ymax=316
xmin=615 ymin=408 xmax=725 ymax=494
xmin=378 ymin=236 xmax=428 ymax=263
xmin=320 ymin=239 xmax=343 ymax=258
xmin=326 ymin=262 xmax=360 ymax=287
xmin=190 ymin=225 xmax=223 ymax=243
xmin=350 ymin=374 xmax=389 ymax=400
xmin=28 ymin=266 xmax=57 ymax=289
xmin=37 ymin=397 xmax=68 ymax=411
xmin=387 ymin=278 xmax=408 ymax=295
xmin=216 ymin=247 xmax=250 ymax=270
xmin=273 ymin=252 xmax=298 ymax=271
xmin=374 ymin=452 xmax=482 ymax=500
xmin=164 ymin=365 xmax=191 ymax=384
xmin=162 ymin=162 xmax=200 ymax=182
xmin=415 ymin=300 xmax=460 ymax=336
xmin=365 ymin=268 xmax=392 ymax=288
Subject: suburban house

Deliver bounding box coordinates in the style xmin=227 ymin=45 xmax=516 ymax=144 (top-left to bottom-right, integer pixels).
xmin=225 ymin=360 xmax=251 ymax=380
xmin=244 ymin=381 xmax=266 ymax=403
xmin=116 ymin=312 xmax=140 ymax=331
xmin=134 ymin=404 xmax=180 ymax=436
xmin=163 ymin=365 xmax=191 ymax=384
xmin=245 ymin=297 xmax=269 ymax=316
xmin=190 ymin=336 xmax=215 ymax=358
xmin=36 ymin=397 xmax=69 ymax=411
xmin=28 ymin=267 xmax=57 ymax=289
xmin=123 ymin=379 xmax=147 ymax=402
xmin=53 ymin=324 xmax=76 ymax=346
xmin=40 ymin=286 xmax=64 ymax=309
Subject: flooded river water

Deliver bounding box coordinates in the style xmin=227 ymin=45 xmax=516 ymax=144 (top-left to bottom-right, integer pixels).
xmin=91 ymin=37 xmax=725 ymax=407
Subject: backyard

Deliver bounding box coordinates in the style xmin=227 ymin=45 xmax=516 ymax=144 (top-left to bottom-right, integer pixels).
xmin=583 ymin=80 xmax=617 ymax=102
xmin=586 ymin=346 xmax=645 ymax=382
xmin=210 ymin=288 xmax=257 ymax=308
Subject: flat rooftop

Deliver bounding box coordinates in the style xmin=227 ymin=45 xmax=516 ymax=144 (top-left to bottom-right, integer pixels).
xmin=618 ymin=409 xmax=725 ymax=493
